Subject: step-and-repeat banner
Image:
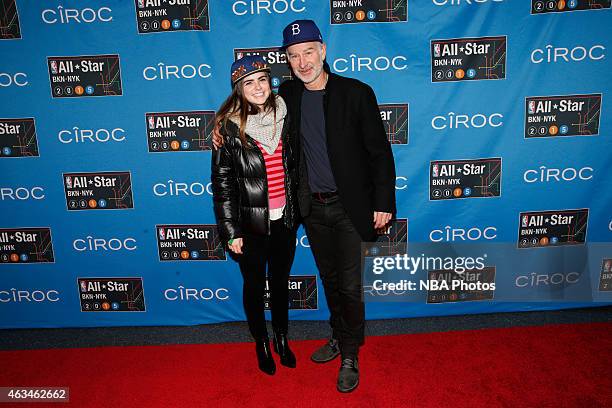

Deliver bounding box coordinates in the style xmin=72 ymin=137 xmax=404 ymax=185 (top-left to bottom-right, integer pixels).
xmin=1 ymin=1 xmax=611 ymax=328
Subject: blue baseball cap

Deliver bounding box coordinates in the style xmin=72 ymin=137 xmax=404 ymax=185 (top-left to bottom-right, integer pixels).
xmin=281 ymin=19 xmax=323 ymax=51
xmin=230 ymin=55 xmax=270 ymax=86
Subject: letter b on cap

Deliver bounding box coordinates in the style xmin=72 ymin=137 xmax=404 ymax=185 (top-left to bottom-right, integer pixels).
xmin=292 ymin=23 xmax=300 ymax=35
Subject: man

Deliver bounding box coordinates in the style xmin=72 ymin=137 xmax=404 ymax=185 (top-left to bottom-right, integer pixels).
xmin=214 ymin=20 xmax=396 ymax=392
xmin=278 ymin=19 xmax=395 ymax=392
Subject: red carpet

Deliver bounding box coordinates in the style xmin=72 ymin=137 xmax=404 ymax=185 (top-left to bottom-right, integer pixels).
xmin=1 ymin=322 xmax=610 ymax=407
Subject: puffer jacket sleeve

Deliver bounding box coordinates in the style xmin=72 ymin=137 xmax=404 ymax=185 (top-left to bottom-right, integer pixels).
xmin=211 ymin=138 xmax=242 ymax=243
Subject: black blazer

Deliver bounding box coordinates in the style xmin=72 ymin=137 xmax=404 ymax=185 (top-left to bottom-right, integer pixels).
xmin=279 ymin=72 xmax=396 ymax=241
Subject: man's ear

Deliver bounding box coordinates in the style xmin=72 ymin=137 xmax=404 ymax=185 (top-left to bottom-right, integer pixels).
xmin=321 ymin=43 xmax=327 ymax=61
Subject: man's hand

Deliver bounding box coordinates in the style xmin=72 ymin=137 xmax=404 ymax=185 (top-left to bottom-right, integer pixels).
xmin=228 ymin=238 xmax=243 ymax=254
xmin=373 ymin=211 xmax=392 ymax=230
xmin=212 ymin=122 xmax=224 ymax=149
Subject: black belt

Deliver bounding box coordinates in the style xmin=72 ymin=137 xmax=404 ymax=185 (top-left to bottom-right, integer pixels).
xmin=312 ymin=191 xmax=338 ymax=201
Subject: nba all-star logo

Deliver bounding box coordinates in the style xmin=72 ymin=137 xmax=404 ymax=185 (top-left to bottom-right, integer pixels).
xmin=431 ymin=36 xmax=506 ymax=82
xmin=427 ymin=266 xmax=496 ymax=303
xmin=48 ymin=55 xmax=122 ymax=98
xmin=135 ymin=0 xmax=210 ymax=33
xmin=78 ymin=277 xmax=145 ymax=312
xmin=0 ymin=0 xmax=21 ymax=39
xmin=518 ymin=209 xmax=589 ymax=248
xmin=375 ymin=218 xmax=408 ymax=256
xmin=264 ymin=276 xmax=318 ymax=310
xmin=156 ymin=224 xmax=225 ymax=261
xmin=330 ymin=0 xmax=408 ymax=24
xmin=146 ymin=111 xmax=215 ymax=152
xmin=531 ymin=0 xmax=610 ymax=14
xmin=430 ymin=158 xmax=502 ymax=200
xmin=379 ymin=104 xmax=409 ymax=144
xmin=0 ymin=228 xmax=54 ymax=264
xmin=525 ymin=94 xmax=602 ymax=138
xmin=63 ymin=171 xmax=133 ymax=210
xmin=234 ymin=47 xmax=293 ymax=92
xmin=599 ymin=258 xmax=612 ymax=291
xmin=0 ymin=118 xmax=38 ymax=157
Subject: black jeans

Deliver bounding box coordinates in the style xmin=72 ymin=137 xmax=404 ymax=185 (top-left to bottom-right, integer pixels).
xmin=304 ymin=197 xmax=365 ymax=358
xmin=237 ymin=219 xmax=297 ymax=340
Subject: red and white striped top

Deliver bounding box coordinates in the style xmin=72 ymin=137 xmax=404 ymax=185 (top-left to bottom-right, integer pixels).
xmin=254 ymin=139 xmax=286 ymax=214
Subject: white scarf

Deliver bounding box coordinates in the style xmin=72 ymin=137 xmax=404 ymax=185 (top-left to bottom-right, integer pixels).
xmin=230 ymin=95 xmax=287 ymax=154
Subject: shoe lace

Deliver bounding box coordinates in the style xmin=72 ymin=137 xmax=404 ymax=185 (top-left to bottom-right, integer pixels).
xmin=341 ymin=358 xmax=356 ymax=369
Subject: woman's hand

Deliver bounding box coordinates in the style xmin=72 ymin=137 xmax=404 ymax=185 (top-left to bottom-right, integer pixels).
xmin=228 ymin=238 xmax=244 ymax=254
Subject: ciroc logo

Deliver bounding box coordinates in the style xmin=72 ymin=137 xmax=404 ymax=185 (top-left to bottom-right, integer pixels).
xmin=0 ymin=72 xmax=28 ymax=87
xmin=59 ymin=127 xmax=126 ymax=144
xmin=143 ymin=62 xmax=211 ymax=81
xmin=432 ymin=112 xmax=503 ymax=130
xmin=0 ymin=288 xmax=60 ymax=303
xmin=232 ymin=0 xmax=306 ymax=15
xmin=523 ymin=166 xmax=593 ymax=183
xmin=0 ymin=187 xmax=45 ymax=201
xmin=396 ymin=176 xmax=408 ymax=190
xmin=531 ymin=44 xmax=605 ymax=64
xmin=164 ymin=286 xmax=230 ymax=301
xmin=295 ymin=232 xmax=309 ymax=248
xmin=42 ymin=6 xmax=113 ymax=24
xmin=515 ymin=272 xmax=580 ymax=287
xmin=73 ymin=236 xmax=137 ymax=252
xmin=429 ymin=226 xmax=497 ymax=242
xmin=333 ymin=54 xmax=407 ymax=73
xmin=153 ymin=180 xmax=213 ymax=197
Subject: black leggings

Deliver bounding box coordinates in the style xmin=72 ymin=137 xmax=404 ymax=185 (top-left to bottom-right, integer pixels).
xmin=237 ymin=219 xmax=297 ymax=340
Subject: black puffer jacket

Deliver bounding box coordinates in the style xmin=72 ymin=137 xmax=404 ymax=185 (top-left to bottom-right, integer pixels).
xmin=211 ymin=117 xmax=298 ymax=243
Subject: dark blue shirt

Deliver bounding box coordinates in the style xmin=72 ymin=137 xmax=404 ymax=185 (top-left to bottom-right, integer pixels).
xmin=300 ymin=89 xmax=337 ymax=193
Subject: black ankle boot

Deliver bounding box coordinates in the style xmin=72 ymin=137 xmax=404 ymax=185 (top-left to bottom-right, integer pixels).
xmin=255 ymin=338 xmax=276 ymax=375
xmin=273 ymin=331 xmax=296 ymax=368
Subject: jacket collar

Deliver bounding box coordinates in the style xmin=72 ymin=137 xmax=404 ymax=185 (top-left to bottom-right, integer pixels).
xmin=324 ymin=71 xmax=338 ymax=93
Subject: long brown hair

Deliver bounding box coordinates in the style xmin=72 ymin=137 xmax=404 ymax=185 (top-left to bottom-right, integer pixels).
xmin=216 ymin=73 xmax=277 ymax=146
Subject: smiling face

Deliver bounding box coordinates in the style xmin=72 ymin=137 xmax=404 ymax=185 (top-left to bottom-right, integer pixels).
xmin=240 ymin=71 xmax=271 ymax=111
xmin=286 ymin=41 xmax=327 ymax=89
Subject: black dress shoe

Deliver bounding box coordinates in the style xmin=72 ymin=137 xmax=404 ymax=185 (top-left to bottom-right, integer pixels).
xmin=273 ymin=331 xmax=296 ymax=368
xmin=337 ymin=357 xmax=359 ymax=393
xmin=311 ymin=338 xmax=340 ymax=363
xmin=255 ymin=338 xmax=276 ymax=375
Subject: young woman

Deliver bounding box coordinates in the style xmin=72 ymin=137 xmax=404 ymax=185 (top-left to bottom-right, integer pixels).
xmin=211 ymin=55 xmax=298 ymax=375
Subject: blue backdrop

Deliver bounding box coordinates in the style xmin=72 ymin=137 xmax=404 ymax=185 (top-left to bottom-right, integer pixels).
xmin=1 ymin=0 xmax=611 ymax=328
